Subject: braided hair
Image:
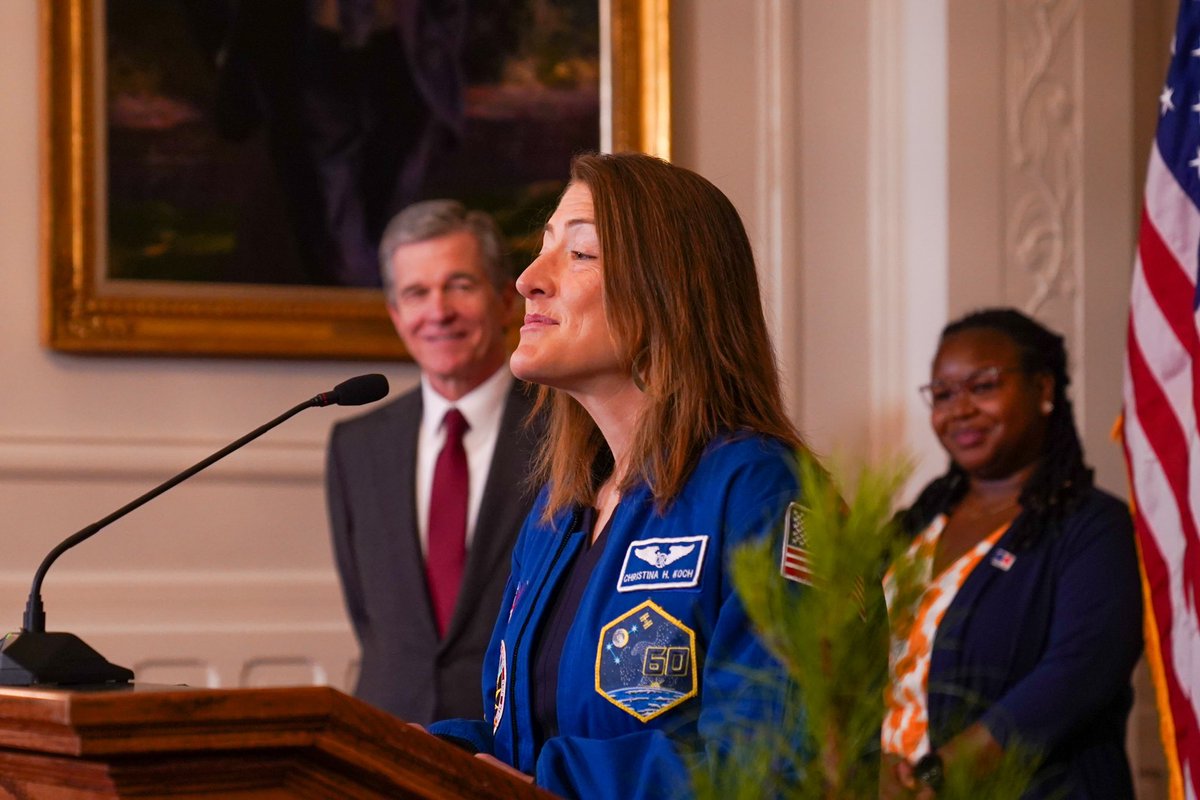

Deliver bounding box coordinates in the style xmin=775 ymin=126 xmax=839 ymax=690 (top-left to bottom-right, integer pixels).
xmin=899 ymin=308 xmax=1094 ymax=547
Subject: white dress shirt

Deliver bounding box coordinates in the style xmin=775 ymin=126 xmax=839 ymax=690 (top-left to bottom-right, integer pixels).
xmin=416 ymin=366 xmax=514 ymax=556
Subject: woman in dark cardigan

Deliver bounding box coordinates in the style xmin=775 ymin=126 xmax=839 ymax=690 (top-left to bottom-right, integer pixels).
xmin=880 ymin=308 xmax=1143 ymax=799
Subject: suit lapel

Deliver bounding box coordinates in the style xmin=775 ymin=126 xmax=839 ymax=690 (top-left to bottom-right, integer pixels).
xmin=373 ymin=393 xmax=439 ymax=639
xmin=441 ymin=381 xmax=540 ymax=646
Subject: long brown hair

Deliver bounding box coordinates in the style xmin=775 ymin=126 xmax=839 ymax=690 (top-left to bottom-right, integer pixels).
xmin=531 ymin=152 xmax=802 ymax=519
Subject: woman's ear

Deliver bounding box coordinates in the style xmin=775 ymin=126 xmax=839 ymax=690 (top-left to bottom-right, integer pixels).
xmin=1037 ymin=373 xmax=1055 ymax=416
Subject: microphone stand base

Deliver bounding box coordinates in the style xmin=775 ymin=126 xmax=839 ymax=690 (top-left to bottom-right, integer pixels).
xmin=0 ymin=632 xmax=133 ymax=686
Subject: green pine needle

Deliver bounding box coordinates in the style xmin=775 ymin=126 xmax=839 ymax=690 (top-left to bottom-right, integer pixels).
xmin=691 ymin=452 xmax=1040 ymax=799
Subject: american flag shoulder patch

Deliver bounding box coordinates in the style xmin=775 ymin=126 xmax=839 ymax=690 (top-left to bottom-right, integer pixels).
xmin=780 ymin=501 xmax=813 ymax=585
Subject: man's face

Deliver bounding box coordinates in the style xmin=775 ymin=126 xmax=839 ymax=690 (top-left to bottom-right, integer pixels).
xmin=386 ymin=230 xmax=515 ymax=400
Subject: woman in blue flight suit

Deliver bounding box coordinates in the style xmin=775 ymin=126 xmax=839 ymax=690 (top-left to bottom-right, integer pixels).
xmin=429 ymin=152 xmax=810 ymax=798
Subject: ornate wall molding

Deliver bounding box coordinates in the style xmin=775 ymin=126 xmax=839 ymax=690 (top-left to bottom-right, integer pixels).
xmin=1004 ymin=0 xmax=1084 ymax=354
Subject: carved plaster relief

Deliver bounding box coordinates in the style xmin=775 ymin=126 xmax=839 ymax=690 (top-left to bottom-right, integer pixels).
xmin=1004 ymin=0 xmax=1084 ymax=353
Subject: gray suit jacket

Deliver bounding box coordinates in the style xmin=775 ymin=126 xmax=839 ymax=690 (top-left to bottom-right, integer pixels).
xmin=326 ymin=379 xmax=542 ymax=723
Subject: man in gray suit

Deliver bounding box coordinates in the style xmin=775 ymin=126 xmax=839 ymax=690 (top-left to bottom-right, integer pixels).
xmin=326 ymin=200 xmax=541 ymax=723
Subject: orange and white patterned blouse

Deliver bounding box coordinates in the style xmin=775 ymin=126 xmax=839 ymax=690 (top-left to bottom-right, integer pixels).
xmin=881 ymin=514 xmax=1009 ymax=760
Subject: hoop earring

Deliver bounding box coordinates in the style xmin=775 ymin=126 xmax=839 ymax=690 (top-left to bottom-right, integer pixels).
xmin=632 ymin=349 xmax=650 ymax=393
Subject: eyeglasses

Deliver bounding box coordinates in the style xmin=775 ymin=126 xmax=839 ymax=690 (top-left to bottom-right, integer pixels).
xmin=918 ymin=366 xmax=1022 ymax=409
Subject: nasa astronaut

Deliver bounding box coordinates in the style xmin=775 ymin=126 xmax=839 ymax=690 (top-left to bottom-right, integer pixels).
xmin=429 ymin=153 xmax=809 ymax=798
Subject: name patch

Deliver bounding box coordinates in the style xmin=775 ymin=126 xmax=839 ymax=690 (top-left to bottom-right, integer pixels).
xmin=617 ymin=535 xmax=709 ymax=592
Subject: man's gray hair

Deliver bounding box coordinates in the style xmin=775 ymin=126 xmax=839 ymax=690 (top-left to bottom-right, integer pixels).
xmin=378 ymin=200 xmax=510 ymax=296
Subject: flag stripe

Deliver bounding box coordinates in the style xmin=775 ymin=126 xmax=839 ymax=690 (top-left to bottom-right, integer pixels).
xmin=1128 ymin=440 xmax=1188 ymax=800
xmin=1140 ymin=212 xmax=1200 ymax=359
xmin=1131 ymin=255 xmax=1197 ymax=446
xmin=1127 ymin=322 xmax=1200 ymax=569
xmin=1145 ymin=144 xmax=1200 ymax=282
xmin=1123 ymin=399 xmax=1200 ymax=795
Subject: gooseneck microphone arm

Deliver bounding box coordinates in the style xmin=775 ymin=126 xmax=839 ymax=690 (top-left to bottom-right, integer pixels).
xmin=0 ymin=373 xmax=387 ymax=686
xmin=21 ymin=372 xmax=389 ymax=634
xmin=24 ymin=399 xmax=315 ymax=634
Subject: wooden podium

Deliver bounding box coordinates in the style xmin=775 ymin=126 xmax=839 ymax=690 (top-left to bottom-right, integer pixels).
xmin=0 ymin=684 xmax=558 ymax=798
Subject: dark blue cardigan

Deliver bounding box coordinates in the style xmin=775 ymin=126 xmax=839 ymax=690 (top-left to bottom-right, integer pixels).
xmin=927 ymin=487 xmax=1143 ymax=799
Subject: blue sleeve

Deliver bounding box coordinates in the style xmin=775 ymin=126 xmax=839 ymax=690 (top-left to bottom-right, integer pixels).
xmin=534 ymin=446 xmax=801 ymax=799
xmin=980 ymin=500 xmax=1143 ymax=751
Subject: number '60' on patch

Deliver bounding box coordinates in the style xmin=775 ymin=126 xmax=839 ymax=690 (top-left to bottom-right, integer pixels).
xmin=594 ymin=600 xmax=698 ymax=723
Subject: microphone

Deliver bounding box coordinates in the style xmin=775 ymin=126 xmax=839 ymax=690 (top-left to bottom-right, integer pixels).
xmin=314 ymin=373 xmax=389 ymax=408
xmin=0 ymin=374 xmax=389 ymax=686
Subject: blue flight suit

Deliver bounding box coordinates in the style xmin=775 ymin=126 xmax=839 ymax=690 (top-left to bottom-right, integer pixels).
xmin=430 ymin=434 xmax=803 ymax=799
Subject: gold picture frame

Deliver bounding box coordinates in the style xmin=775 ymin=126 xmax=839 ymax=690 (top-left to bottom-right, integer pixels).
xmin=42 ymin=0 xmax=670 ymax=360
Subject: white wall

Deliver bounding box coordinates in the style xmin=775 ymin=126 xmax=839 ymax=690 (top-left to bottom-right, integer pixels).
xmin=672 ymin=1 xmax=946 ymax=490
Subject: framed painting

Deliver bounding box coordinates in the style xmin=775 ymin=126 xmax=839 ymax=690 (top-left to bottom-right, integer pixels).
xmin=42 ymin=0 xmax=670 ymax=359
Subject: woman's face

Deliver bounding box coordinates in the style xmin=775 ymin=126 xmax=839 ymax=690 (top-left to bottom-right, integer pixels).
xmin=510 ymin=183 xmax=625 ymax=396
xmin=927 ymin=328 xmax=1054 ymax=481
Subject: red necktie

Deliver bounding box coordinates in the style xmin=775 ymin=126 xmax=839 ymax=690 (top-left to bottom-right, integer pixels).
xmin=427 ymin=408 xmax=470 ymax=637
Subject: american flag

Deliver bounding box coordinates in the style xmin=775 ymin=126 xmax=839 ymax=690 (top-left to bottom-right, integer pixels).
xmin=779 ymin=501 xmax=813 ymax=585
xmin=1123 ymin=2 xmax=1200 ymax=796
